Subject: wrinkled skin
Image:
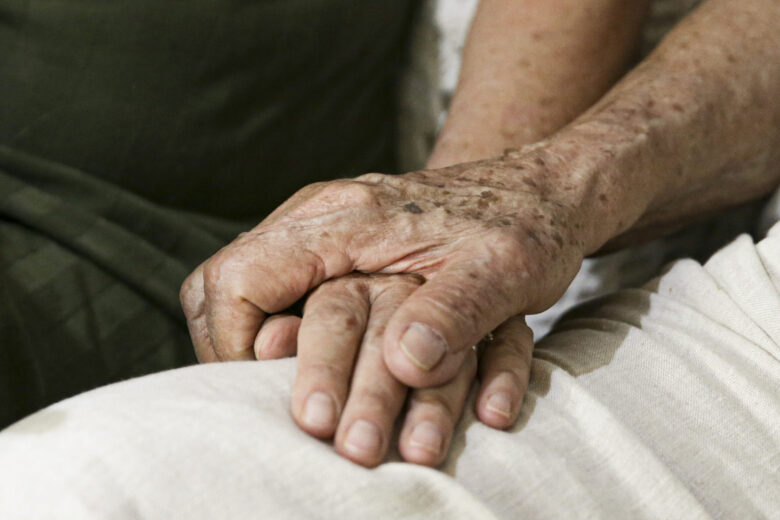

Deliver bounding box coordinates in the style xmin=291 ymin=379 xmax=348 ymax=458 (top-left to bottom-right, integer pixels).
xmin=181 ymin=0 xmax=780 ymax=467
xmin=180 ymin=151 xmax=590 ymax=468
xmin=245 ymin=273 xmax=533 ymax=467
xmin=181 ymin=151 xmax=586 ymax=385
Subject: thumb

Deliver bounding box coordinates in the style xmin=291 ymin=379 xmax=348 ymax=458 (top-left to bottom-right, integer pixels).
xmin=382 ymin=262 xmax=524 ymax=388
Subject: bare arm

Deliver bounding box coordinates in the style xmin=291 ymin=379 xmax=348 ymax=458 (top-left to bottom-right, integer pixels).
xmin=565 ymin=0 xmax=780 ymax=251
xmin=428 ymin=0 xmax=652 ymax=168
xmin=433 ymin=0 xmax=780 ymax=254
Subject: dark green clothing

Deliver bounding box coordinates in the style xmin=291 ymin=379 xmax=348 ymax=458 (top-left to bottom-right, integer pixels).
xmin=0 ymin=1 xmax=415 ymax=427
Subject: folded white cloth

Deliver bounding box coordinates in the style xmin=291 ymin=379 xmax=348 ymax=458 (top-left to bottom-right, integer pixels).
xmin=1 ymin=223 xmax=778 ymax=519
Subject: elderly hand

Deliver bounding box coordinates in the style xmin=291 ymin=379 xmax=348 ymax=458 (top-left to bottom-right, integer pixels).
xmin=247 ymin=273 xmax=534 ymax=467
xmin=181 ymin=146 xmax=596 ymax=392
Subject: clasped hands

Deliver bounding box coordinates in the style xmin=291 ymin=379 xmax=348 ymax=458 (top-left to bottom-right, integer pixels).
xmin=180 ymin=148 xmax=591 ymax=467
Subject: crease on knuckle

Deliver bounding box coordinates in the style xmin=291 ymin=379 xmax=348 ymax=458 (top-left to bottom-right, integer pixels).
xmin=418 ymin=288 xmax=486 ymax=338
xmin=305 ymin=362 xmax=352 ymax=384
xmin=353 ymin=388 xmax=401 ymax=417
xmin=305 ymin=298 xmax=366 ymax=332
xmin=370 ymin=274 xmax=422 ymax=302
xmin=412 ymin=392 xmax=457 ymax=419
xmin=482 ymin=358 xmax=530 ymax=392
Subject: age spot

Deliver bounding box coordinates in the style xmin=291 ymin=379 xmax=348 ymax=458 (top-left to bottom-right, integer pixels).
xmin=526 ymin=230 xmax=542 ymax=246
xmin=403 ymin=202 xmax=423 ymax=214
xmin=522 ymin=178 xmax=538 ymax=189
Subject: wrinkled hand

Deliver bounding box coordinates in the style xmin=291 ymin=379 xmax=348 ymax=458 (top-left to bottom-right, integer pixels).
xmin=181 ymin=149 xmax=587 ymax=390
xmin=248 ymin=273 xmax=534 ymax=467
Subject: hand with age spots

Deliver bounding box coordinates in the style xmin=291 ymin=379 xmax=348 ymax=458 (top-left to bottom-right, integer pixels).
xmin=181 ymin=150 xmax=588 ymax=385
xmin=179 ymin=0 xmax=648 ymax=468
xmin=180 ymin=149 xmax=593 ymax=466
xmin=181 ymin=0 xmax=780 ymax=467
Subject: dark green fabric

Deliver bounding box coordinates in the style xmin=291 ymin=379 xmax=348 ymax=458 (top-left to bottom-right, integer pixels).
xmin=0 ymin=0 xmax=414 ymax=220
xmin=0 ymin=1 xmax=415 ymax=427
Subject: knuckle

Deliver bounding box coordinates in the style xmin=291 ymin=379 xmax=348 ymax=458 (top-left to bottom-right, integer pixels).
xmin=487 ymin=229 xmax=524 ymax=263
xmin=317 ymin=180 xmax=378 ymax=208
xmin=482 ymin=352 xmax=530 ymax=388
xmin=354 ymin=172 xmax=385 ymax=184
xmin=371 ymin=273 xmax=423 ymax=296
xmin=413 ymin=392 xmax=456 ymax=419
xmin=502 ymin=366 xmax=529 ymax=391
xmin=305 ymin=362 xmax=351 ymax=384
xmin=305 ymin=297 xmax=365 ymax=331
xmin=179 ymin=272 xmax=204 ymax=318
xmin=202 ymin=253 xmax=242 ymax=296
xmin=201 ymin=256 xmax=223 ymax=289
xmin=331 ymin=305 xmax=364 ymax=330
xmin=418 ymin=288 xmax=485 ymax=337
xmin=354 ymin=388 xmax=400 ymax=417
xmin=292 ymin=181 xmax=329 ymax=200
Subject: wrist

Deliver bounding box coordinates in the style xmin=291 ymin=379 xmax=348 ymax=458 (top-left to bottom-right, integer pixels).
xmin=500 ymin=124 xmax=666 ymax=256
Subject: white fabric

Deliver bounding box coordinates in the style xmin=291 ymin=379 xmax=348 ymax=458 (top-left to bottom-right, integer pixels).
xmin=1 ymin=224 xmax=779 ymax=519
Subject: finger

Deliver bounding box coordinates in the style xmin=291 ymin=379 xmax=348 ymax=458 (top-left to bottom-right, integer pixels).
xmin=333 ymin=278 xmax=420 ymax=467
xmin=475 ymin=315 xmax=533 ymax=429
xmin=399 ymin=351 xmax=478 ymax=467
xmin=291 ymin=277 xmax=369 ymax=439
xmin=253 ymin=314 xmax=301 ymax=360
xmin=180 ymin=264 xmax=219 ymax=363
xmin=185 ymin=183 xmax=328 ymax=361
xmin=202 ymin=219 xmax=355 ymax=361
xmin=383 ymin=255 xmax=523 ymax=388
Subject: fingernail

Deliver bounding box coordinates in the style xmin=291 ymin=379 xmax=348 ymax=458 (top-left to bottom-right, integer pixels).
xmin=409 ymin=421 xmax=443 ymax=455
xmin=400 ymin=323 xmax=447 ymax=371
xmin=486 ymin=393 xmax=513 ymax=418
xmin=303 ymin=392 xmax=337 ymax=430
xmin=344 ymin=420 xmax=382 ymax=456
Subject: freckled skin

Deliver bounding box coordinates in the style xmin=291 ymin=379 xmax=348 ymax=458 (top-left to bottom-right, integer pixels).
xmin=186 ymin=0 xmax=780 ymax=349
xmin=180 ymin=0 xmax=780 ymax=469
xmin=403 ymin=203 xmax=423 ymax=214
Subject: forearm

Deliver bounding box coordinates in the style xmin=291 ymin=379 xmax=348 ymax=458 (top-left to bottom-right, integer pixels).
xmin=428 ymin=0 xmax=652 ymax=168
xmin=542 ymin=0 xmax=780 ymax=253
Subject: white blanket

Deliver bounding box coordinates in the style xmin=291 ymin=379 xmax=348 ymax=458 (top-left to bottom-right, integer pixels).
xmin=1 ymin=223 xmax=778 ymax=519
